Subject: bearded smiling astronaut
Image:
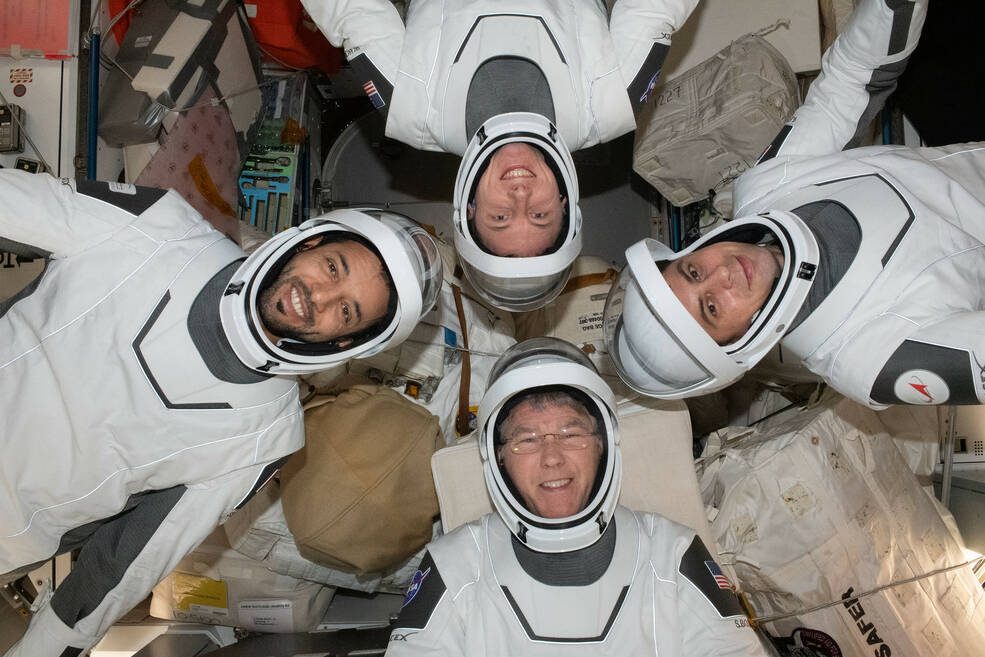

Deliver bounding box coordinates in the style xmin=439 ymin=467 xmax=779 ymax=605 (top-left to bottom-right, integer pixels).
xmin=0 ymin=170 xmax=441 ymax=657
xmin=604 ymin=0 xmax=985 ymax=409
xmin=385 ymin=338 xmax=766 ymax=656
xmin=256 ymin=234 xmax=393 ymax=346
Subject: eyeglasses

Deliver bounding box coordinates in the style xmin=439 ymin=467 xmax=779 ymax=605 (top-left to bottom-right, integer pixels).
xmin=503 ymin=431 xmax=598 ymax=454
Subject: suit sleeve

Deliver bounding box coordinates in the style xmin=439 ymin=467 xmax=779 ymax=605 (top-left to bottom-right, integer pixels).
xmin=609 ymin=0 xmax=699 ymax=117
xmin=868 ymin=313 xmax=985 ymax=407
xmin=300 ymin=0 xmax=404 ymax=110
xmin=677 ymin=536 xmax=767 ymax=657
xmin=3 ymin=463 xmax=282 ymax=657
xmin=758 ymin=0 xmax=926 ymax=162
xmin=0 ymin=171 xmax=164 ymax=259
xmin=386 ymin=552 xmax=466 ymax=656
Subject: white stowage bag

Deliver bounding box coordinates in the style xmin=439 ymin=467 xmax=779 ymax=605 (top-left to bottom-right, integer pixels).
xmin=699 ymin=392 xmax=985 ymax=657
xmin=633 ymin=34 xmax=799 ymax=212
xmin=150 ymin=527 xmax=335 ymax=632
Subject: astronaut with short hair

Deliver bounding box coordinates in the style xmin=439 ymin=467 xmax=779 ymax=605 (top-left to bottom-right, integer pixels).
xmin=0 ymin=170 xmax=440 ymax=656
xmin=386 ymin=338 xmax=765 ymax=656
xmin=302 ymin=0 xmax=698 ymax=310
xmin=604 ymin=0 xmax=985 ymax=408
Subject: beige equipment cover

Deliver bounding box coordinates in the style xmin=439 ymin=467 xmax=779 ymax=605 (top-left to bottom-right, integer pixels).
xmin=431 ymin=396 xmax=726 ymax=571
xmin=150 ymin=528 xmax=334 ymax=633
xmin=515 ymin=255 xmax=638 ymax=404
xmin=633 ymin=34 xmax=799 ymax=211
xmin=819 ymin=0 xmax=863 ymax=50
xmin=699 ymin=392 xmax=985 ymax=656
xmin=279 ymin=378 xmax=444 ymax=575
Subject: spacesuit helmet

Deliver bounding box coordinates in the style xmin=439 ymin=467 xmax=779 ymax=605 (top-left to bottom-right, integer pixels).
xmin=478 ymin=338 xmax=621 ymax=553
xmin=220 ymin=209 xmax=442 ymax=375
xmin=453 ymin=112 xmax=582 ymax=312
xmin=602 ymin=213 xmax=819 ymax=398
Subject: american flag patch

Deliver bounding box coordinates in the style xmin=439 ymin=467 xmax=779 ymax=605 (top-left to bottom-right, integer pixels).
xmin=705 ymin=561 xmax=732 ymax=590
xmin=363 ymin=80 xmax=385 ymax=109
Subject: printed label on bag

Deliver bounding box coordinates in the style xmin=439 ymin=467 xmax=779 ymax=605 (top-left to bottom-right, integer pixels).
xmin=238 ymin=599 xmax=293 ymax=633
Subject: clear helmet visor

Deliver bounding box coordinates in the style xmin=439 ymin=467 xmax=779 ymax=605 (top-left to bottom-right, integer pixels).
xmin=487 ymin=336 xmax=597 ymax=383
xmin=601 ymin=226 xmax=803 ymax=399
xmin=460 ymin=260 xmax=571 ymax=312
xmin=603 ymin=265 xmax=714 ymax=396
xmin=363 ymin=209 xmax=443 ymax=313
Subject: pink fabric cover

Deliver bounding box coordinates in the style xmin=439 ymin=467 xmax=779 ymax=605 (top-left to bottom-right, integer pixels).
xmin=135 ymin=88 xmax=243 ymax=243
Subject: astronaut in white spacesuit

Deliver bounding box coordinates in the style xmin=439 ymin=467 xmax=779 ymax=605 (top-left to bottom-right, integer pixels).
xmin=385 ymin=337 xmax=764 ymax=656
xmin=0 ymin=170 xmax=441 ymax=657
xmin=302 ymin=0 xmax=697 ymax=310
xmin=604 ymin=0 xmax=985 ymax=408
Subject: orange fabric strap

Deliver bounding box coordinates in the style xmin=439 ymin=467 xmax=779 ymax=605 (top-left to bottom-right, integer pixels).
xmin=451 ymin=284 xmax=473 ymax=437
xmin=559 ymin=269 xmax=618 ymax=295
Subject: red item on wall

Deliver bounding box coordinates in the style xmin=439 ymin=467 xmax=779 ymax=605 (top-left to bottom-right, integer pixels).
xmin=0 ymin=0 xmax=74 ymax=56
xmin=243 ymin=0 xmax=343 ymax=74
xmin=106 ymin=0 xmax=133 ymax=46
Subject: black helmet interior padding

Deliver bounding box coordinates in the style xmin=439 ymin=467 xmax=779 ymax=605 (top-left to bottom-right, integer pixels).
xmin=702 ymin=223 xmax=777 ymax=249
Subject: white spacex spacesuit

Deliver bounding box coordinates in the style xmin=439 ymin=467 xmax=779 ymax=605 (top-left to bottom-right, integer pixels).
xmin=386 ymin=339 xmax=764 ymax=656
xmin=0 ymin=172 xmax=303 ymax=656
xmin=730 ymin=0 xmax=984 ymax=407
xmin=735 ymin=142 xmax=985 ymax=409
xmin=302 ymin=0 xmax=697 ymax=311
xmin=301 ymin=0 xmax=697 ymax=155
xmin=0 ymin=172 xmax=440 ymax=656
xmin=606 ymin=0 xmax=985 ymax=408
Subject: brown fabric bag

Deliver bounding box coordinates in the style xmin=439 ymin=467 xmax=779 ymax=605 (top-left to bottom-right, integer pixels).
xmin=280 ymin=376 xmax=443 ymax=575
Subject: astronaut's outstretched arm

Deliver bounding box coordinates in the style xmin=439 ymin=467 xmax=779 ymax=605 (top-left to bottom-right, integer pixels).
xmin=869 ymin=312 xmax=985 ymax=407
xmin=300 ymin=0 xmax=404 ymax=112
xmin=0 ymin=171 xmax=166 ymax=259
xmin=609 ymin=0 xmax=699 ymax=117
xmin=758 ymin=0 xmax=926 ymax=162
xmin=3 ymin=464 xmax=282 ymax=657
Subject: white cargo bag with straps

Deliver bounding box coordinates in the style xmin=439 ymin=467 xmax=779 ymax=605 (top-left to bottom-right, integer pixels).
xmin=699 ymin=393 xmax=985 ymax=657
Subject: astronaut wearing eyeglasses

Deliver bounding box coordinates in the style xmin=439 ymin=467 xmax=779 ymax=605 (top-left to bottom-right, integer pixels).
xmin=386 ymin=338 xmax=765 ymax=656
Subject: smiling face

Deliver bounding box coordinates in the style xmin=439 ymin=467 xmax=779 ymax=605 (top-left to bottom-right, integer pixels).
xmin=469 ymin=143 xmax=567 ymax=257
xmin=497 ymin=396 xmax=603 ymax=519
xmin=663 ymin=241 xmax=785 ymax=345
xmin=257 ymin=237 xmax=390 ymax=346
